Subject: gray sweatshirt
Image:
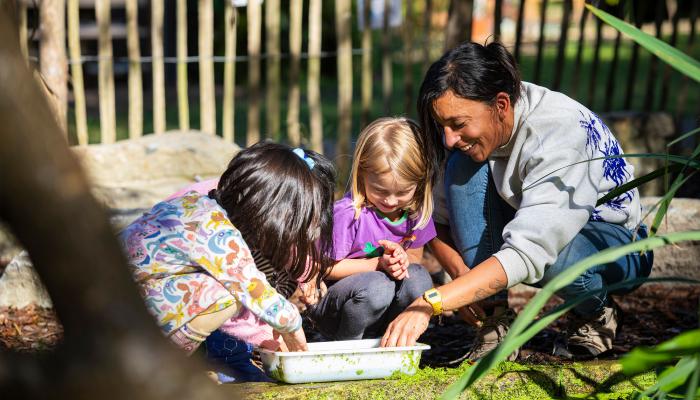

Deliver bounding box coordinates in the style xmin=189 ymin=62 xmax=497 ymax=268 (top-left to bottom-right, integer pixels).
xmin=434 ymin=82 xmax=641 ymax=288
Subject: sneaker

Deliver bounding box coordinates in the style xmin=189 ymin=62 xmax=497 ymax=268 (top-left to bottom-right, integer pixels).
xmin=466 ymin=308 xmax=519 ymax=361
xmin=566 ymin=304 xmax=619 ymax=359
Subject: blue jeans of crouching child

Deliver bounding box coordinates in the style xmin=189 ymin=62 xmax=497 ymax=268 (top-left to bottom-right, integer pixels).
xmin=205 ymin=329 xmax=271 ymax=383
xmin=444 ymin=151 xmax=654 ymax=318
xmin=307 ymin=263 xmax=433 ymax=340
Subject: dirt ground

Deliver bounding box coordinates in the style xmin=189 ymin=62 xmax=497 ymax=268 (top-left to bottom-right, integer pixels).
xmin=1 ymin=284 xmax=698 ymax=367
xmin=418 ymin=284 xmax=700 ymax=367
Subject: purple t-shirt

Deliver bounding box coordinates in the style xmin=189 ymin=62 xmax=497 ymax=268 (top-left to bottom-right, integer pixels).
xmin=333 ymin=193 xmax=437 ymax=260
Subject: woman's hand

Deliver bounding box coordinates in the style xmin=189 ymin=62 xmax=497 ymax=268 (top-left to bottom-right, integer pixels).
xmin=278 ymin=328 xmax=308 ymax=352
xmin=381 ymin=297 xmax=433 ymax=347
xmin=457 ymin=303 xmax=486 ymax=328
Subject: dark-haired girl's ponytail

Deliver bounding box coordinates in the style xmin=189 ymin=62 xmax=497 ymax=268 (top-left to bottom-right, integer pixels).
xmin=485 ymin=42 xmax=522 ymax=104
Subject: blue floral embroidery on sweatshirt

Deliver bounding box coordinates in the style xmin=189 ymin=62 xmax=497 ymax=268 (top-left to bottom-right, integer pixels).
xmin=580 ymin=111 xmax=637 ymax=218
xmin=581 ymin=111 xmax=629 ymax=187
xmin=600 ymin=139 xmax=628 ymax=186
xmin=579 ymin=111 xmax=602 ymax=150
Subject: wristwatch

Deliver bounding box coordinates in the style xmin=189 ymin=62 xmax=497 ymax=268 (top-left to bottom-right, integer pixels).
xmin=422 ymin=288 xmax=443 ymax=316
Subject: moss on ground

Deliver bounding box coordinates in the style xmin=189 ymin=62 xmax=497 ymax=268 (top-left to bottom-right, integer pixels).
xmin=236 ymin=361 xmax=656 ymax=400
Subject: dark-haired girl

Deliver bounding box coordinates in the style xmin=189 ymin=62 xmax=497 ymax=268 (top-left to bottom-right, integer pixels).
xmin=382 ymin=41 xmax=653 ymax=361
xmin=120 ymin=142 xmax=335 ymax=361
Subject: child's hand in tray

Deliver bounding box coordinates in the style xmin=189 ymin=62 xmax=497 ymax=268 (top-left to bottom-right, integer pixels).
xmin=278 ymin=327 xmax=309 ymax=352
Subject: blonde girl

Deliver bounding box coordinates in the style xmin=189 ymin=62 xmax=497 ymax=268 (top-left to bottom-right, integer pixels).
xmin=307 ymin=117 xmax=435 ymax=340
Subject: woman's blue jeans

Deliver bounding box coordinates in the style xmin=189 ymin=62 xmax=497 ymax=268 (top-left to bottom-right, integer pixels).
xmin=444 ymin=152 xmax=653 ymax=317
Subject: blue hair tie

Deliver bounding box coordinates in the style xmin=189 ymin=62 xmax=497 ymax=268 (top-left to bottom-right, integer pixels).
xmin=292 ymin=147 xmax=315 ymax=170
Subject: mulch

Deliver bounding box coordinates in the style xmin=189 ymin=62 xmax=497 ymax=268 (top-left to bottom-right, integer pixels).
xmin=1 ymin=284 xmax=698 ymax=367
xmin=0 ymin=305 xmax=63 ymax=352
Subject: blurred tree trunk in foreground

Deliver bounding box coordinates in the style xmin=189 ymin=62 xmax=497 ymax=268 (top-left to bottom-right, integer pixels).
xmin=0 ymin=4 xmax=239 ymax=399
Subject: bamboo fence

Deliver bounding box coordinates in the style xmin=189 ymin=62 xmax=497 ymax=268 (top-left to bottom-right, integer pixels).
xmin=15 ymin=0 xmax=699 ymax=161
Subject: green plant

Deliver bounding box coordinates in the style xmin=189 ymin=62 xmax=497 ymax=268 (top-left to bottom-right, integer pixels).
xmin=441 ymin=5 xmax=700 ymax=399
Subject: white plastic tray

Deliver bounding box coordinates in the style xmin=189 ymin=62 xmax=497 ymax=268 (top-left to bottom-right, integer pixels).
xmin=259 ymin=338 xmax=430 ymax=384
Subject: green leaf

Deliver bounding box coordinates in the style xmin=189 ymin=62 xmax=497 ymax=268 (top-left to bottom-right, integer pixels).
xmin=637 ymin=357 xmax=698 ymax=398
xmin=650 ymin=171 xmax=698 ymax=236
xmin=586 ymin=5 xmax=700 ymax=83
xmin=668 ymin=127 xmax=700 ymax=148
xmin=621 ymin=329 xmax=700 ymax=375
xmin=684 ymin=356 xmax=700 ymax=400
xmin=596 ymin=164 xmax=684 ymax=206
xmin=441 ymin=231 xmax=700 ymax=398
xmin=520 ymin=153 xmax=700 ymax=195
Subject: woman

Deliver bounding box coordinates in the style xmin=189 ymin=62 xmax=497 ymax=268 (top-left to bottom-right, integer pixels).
xmin=381 ymin=41 xmax=653 ymax=360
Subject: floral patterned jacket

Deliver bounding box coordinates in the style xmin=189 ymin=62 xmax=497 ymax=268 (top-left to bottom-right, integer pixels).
xmin=119 ymin=192 xmax=301 ymax=335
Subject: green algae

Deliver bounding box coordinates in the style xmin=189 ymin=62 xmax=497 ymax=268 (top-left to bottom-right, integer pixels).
xmin=244 ymin=360 xmax=658 ymax=399
xmin=355 ymin=369 xmax=364 ymax=376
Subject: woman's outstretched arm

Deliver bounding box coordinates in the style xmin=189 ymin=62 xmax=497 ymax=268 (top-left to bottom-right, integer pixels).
xmin=380 ymin=256 xmax=508 ymax=347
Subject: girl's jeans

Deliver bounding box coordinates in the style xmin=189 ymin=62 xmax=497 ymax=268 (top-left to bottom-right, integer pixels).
xmin=307 ymin=264 xmax=433 ymax=340
xmin=444 ymin=152 xmax=653 ymax=318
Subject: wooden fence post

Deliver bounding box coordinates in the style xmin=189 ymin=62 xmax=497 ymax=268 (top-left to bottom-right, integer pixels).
xmin=223 ymin=3 xmax=237 ymax=143
xmin=265 ymin=0 xmax=281 ymax=140
xmin=95 ymin=0 xmax=116 ymax=143
xmin=247 ymin=0 xmax=262 ymax=145
xmin=336 ymin=0 xmax=353 ymax=183
xmin=361 ymin=0 xmax=373 ymax=127
xmin=152 ymin=0 xmax=166 ymax=134
xmin=287 ymin=0 xmax=303 ymax=146
xmin=553 ymin=0 xmax=572 ymax=91
xmin=126 ymin=0 xmax=143 ymax=139
xmin=308 ymin=0 xmax=323 ymax=153
xmin=39 ymin=0 xmax=68 ymax=135
xmin=382 ymin=0 xmax=393 ymax=114
xmin=533 ymin=0 xmax=548 ymax=85
xmin=200 ymin=0 xmax=216 ymax=134
xmin=68 ymin=0 xmax=88 ymax=144
xmin=494 ymin=0 xmax=503 ymax=41
xmin=177 ymin=0 xmax=190 ymax=131
xmin=422 ymin=0 xmax=433 ymax=74
xmin=403 ymin=0 xmax=414 ymax=115
xmin=444 ymin=0 xmax=473 ymax=52
xmin=514 ymin=0 xmax=526 ymax=62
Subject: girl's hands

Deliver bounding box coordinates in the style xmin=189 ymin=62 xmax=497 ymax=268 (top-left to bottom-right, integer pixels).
xmin=278 ymin=328 xmax=308 ymax=352
xmin=298 ymin=280 xmax=327 ymax=306
xmin=378 ymin=240 xmax=410 ymax=280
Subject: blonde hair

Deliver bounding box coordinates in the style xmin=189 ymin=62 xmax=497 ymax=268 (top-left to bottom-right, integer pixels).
xmin=350 ymin=117 xmax=433 ymax=229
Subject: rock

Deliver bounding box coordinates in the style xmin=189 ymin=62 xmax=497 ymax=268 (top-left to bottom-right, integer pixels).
xmin=641 ymin=197 xmax=700 ymax=280
xmin=0 ymin=251 xmax=52 ymax=308
xmin=602 ymin=112 xmax=676 ymax=196
xmin=72 ymin=130 xmax=240 ymax=211
xmin=0 ymin=131 xmax=240 ymax=307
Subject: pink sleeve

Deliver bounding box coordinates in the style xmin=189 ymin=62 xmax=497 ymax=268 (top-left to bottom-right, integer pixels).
xmin=165 ymin=178 xmax=219 ymax=200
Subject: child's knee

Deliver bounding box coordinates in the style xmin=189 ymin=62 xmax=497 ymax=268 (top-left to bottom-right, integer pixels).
xmin=404 ymin=264 xmax=433 ymax=293
xmin=352 ymin=279 xmax=394 ymax=312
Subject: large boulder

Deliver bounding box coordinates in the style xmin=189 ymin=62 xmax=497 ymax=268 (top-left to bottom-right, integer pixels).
xmin=642 ymin=197 xmax=700 ymax=280
xmin=72 ymin=130 xmax=240 ymax=214
xmin=0 ymin=252 xmax=52 ymax=308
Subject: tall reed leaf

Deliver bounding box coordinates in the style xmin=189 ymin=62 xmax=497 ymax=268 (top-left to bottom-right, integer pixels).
xmin=441 ymin=231 xmax=700 ymax=399
xmin=597 ymin=164 xmax=684 ymax=206
xmin=622 ymin=329 xmax=700 ymax=375
xmin=586 ymin=5 xmax=700 ymax=83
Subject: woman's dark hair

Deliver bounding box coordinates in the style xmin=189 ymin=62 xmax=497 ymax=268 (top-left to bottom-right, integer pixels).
xmin=417 ymin=41 xmax=522 ymax=176
xmin=209 ymin=141 xmax=336 ymax=286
